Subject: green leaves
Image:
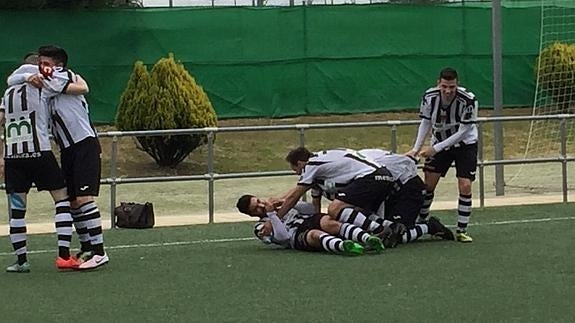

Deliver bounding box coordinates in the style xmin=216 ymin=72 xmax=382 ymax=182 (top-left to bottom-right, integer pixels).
xmin=115 ymin=54 xmax=218 ymax=167
xmin=536 ymin=42 xmax=575 ymax=112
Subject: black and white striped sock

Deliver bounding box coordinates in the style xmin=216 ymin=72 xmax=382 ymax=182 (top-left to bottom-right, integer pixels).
xmin=338 ymin=222 xmax=370 ymax=244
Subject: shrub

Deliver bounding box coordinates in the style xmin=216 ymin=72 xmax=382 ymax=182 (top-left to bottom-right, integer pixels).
xmin=116 ymin=54 xmax=218 ymax=167
xmin=535 ymin=41 xmax=575 ymax=112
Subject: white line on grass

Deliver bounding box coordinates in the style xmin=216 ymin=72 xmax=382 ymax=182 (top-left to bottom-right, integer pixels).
xmin=1 ymin=216 xmax=574 ymax=257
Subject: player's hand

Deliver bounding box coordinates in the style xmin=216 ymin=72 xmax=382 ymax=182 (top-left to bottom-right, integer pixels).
xmin=405 ymin=150 xmax=419 ymax=158
xmin=27 ymin=74 xmax=44 ymax=89
xmin=267 ymin=197 xmax=284 ymax=210
xmin=263 ymin=200 xmax=276 ymax=213
xmin=420 ymin=146 xmax=437 ymax=158
xmin=260 ymin=221 xmax=273 ymax=236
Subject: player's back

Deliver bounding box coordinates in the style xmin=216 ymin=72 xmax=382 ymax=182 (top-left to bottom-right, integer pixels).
xmin=2 ymin=67 xmax=52 ymax=156
xmin=359 ymin=149 xmax=418 ymax=184
xmin=49 ymin=68 xmax=97 ymax=149
xmin=298 ymin=149 xmax=381 ymax=187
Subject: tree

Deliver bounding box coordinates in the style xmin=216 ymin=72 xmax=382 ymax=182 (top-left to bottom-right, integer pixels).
xmin=116 ymin=54 xmax=218 ymax=168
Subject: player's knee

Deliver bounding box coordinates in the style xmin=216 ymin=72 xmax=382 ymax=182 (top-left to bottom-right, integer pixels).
xmin=319 ymin=216 xmax=340 ymax=235
xmin=306 ymin=229 xmax=323 ymax=248
xmin=458 ymin=178 xmax=472 ymax=194
xmin=327 ymin=200 xmax=345 ymax=218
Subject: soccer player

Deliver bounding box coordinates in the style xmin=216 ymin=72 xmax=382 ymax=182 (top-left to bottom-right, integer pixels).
xmin=236 ymin=194 xmax=385 ymax=255
xmin=37 ymin=45 xmax=108 ymax=268
xmin=313 ymin=148 xmax=454 ymax=247
xmin=407 ymin=67 xmax=478 ymax=243
xmin=1 ymin=54 xmax=88 ymax=272
xmin=278 ymin=147 xmax=396 ymax=238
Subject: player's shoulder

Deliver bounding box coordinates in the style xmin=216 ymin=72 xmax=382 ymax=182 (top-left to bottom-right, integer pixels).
xmin=423 ymin=86 xmax=440 ymax=97
xmin=456 ymin=86 xmax=477 ymax=102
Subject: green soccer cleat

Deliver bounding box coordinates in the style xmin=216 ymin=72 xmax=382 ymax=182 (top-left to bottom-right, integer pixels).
xmin=366 ymin=235 xmax=385 ymax=254
xmin=6 ymin=262 xmax=31 ymax=273
xmin=456 ymin=230 xmax=473 ymax=243
xmin=342 ymin=240 xmax=364 ymax=256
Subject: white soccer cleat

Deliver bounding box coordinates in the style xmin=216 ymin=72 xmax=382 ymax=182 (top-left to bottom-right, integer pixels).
xmin=77 ymin=253 xmax=109 ymax=270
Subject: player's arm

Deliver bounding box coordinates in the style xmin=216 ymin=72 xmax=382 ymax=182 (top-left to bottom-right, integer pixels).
xmin=6 ymin=64 xmax=37 ymax=87
xmin=266 ymin=211 xmax=290 ymax=244
xmin=423 ymin=99 xmax=478 ymax=157
xmin=276 ymin=184 xmax=309 ymax=219
xmin=311 ymin=187 xmax=323 ymax=214
xmin=65 ymin=74 xmax=89 ymax=95
xmin=408 ymin=94 xmax=432 ymax=157
xmin=0 ymin=108 xmax=5 ymax=176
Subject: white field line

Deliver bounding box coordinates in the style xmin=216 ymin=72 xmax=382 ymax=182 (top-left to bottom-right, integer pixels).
xmin=1 ymin=216 xmax=574 ymax=257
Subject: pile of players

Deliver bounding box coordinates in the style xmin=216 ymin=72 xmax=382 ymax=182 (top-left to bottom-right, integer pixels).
xmin=236 ymin=68 xmax=478 ymax=255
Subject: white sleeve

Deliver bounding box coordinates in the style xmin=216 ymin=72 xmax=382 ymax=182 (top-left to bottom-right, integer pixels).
xmin=267 ymin=212 xmax=290 ymax=244
xmin=412 ymin=118 xmax=431 ymax=152
xmin=6 ymin=64 xmax=38 ymax=86
xmin=433 ymin=123 xmax=474 ymax=152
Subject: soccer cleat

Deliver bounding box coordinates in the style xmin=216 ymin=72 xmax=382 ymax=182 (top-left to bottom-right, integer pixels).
xmin=56 ymin=257 xmax=80 ymax=270
xmin=342 ymin=240 xmax=364 ymax=256
xmin=365 ymin=235 xmax=385 ymax=254
xmin=6 ymin=262 xmax=31 ymax=273
xmin=77 ymin=253 xmax=109 ymax=270
xmin=427 ymin=216 xmax=455 ymax=241
xmin=456 ymin=230 xmax=473 ymax=243
xmin=378 ymin=222 xmax=406 ymax=248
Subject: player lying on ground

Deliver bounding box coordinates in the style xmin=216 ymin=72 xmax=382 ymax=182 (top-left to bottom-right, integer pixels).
xmin=236 ymin=194 xmax=385 ymax=256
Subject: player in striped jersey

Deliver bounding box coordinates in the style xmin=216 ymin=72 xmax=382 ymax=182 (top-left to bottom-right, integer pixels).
xmin=312 ymin=148 xmax=454 ymax=247
xmin=36 ymin=45 xmax=108 ymax=269
xmin=1 ymin=54 xmax=89 ymax=272
xmin=277 ymin=147 xmax=402 ymax=243
xmin=407 ymin=68 xmax=478 ymax=243
xmin=236 ymin=194 xmax=385 ymax=255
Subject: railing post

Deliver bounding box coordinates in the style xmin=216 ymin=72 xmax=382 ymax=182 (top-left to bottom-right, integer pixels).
xmin=207 ymin=131 xmax=216 ymax=223
xmin=390 ymin=124 xmax=398 ymax=153
xmin=298 ymin=127 xmax=306 ymax=147
xmin=559 ymin=117 xmax=568 ymax=203
xmin=110 ymin=135 xmax=118 ymax=228
xmin=478 ymin=122 xmax=485 ymax=208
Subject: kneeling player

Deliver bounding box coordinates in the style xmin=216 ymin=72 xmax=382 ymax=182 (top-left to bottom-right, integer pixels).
xmin=236 ymin=195 xmax=384 ymax=255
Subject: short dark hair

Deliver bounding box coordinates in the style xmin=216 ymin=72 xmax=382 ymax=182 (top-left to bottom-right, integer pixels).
xmin=38 ymin=45 xmax=68 ymax=67
xmin=439 ymin=67 xmax=458 ymax=81
xmin=23 ymin=52 xmax=38 ymax=65
xmin=236 ymin=194 xmax=255 ymax=215
xmin=285 ymin=147 xmax=312 ymax=165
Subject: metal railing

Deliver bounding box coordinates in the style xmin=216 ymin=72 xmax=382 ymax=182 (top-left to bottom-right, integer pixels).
xmin=99 ymin=114 xmax=575 ymax=227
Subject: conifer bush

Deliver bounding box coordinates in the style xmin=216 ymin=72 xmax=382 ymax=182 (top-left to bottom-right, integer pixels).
xmin=116 ymin=54 xmax=218 ymax=167
xmin=535 ymin=42 xmax=575 ymax=112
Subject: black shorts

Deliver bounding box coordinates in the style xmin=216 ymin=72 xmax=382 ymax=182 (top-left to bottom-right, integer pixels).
xmin=423 ymin=143 xmax=478 ymax=181
xmin=335 ymin=168 xmax=396 ymax=214
xmin=293 ymin=214 xmax=323 ymax=251
xmin=4 ymin=151 xmax=66 ymax=194
xmin=385 ymin=176 xmax=425 ymax=227
xmin=60 ymin=137 xmax=102 ymax=199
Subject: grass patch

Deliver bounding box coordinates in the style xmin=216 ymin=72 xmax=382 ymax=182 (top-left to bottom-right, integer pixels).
xmin=0 ymin=203 xmax=573 ymax=323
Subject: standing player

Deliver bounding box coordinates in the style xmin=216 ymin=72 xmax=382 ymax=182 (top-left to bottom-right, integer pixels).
xmin=37 ymin=45 xmax=108 ymax=268
xmin=1 ymin=54 xmax=88 ymax=272
xmin=407 ymin=67 xmax=478 ymax=243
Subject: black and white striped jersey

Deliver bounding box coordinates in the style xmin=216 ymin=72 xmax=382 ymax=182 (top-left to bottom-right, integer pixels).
xmin=359 ymin=149 xmax=418 ymax=184
xmin=1 ymin=65 xmax=53 ymax=157
xmin=46 ymin=68 xmax=97 ymax=149
xmin=298 ymin=149 xmax=381 ymax=190
xmin=419 ymin=86 xmax=478 ymax=148
xmin=253 ymin=201 xmax=315 ymax=248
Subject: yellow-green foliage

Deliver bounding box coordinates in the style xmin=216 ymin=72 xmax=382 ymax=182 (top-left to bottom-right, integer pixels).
xmin=116 ymin=54 xmax=218 ymax=167
xmin=536 ymin=42 xmax=575 ymax=109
